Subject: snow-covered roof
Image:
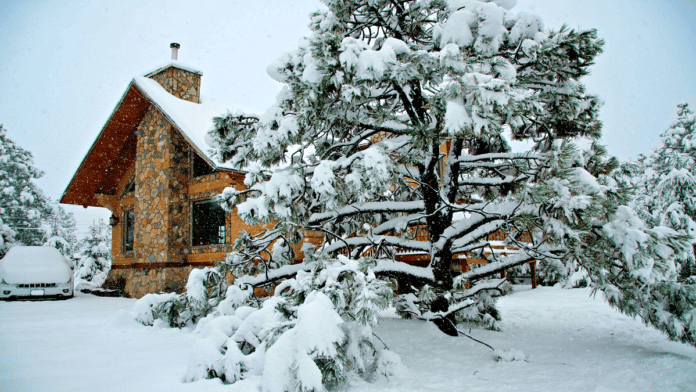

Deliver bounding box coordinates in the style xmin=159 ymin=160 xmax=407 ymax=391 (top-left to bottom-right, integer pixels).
xmin=143 ymin=60 xmax=203 ymax=77
xmin=133 ymin=76 xmax=238 ymax=170
xmin=0 ymin=246 xmax=72 ymax=284
xmin=61 ymin=64 xmax=257 ymax=207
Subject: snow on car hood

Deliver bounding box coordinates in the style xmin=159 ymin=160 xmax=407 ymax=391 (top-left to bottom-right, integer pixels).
xmin=0 ymin=246 xmax=72 ymax=284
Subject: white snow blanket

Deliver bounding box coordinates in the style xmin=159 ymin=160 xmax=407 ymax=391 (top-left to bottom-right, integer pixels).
xmin=1 ymin=287 xmax=695 ymax=391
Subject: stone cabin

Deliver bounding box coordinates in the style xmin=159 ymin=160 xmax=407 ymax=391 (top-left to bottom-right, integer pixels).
xmin=60 ymin=49 xmax=290 ymax=298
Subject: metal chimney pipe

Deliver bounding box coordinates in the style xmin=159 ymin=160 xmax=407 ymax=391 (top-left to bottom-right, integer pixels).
xmin=170 ymin=42 xmax=180 ymax=61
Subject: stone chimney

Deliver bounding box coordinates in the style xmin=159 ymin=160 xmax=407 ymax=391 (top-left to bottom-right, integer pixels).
xmin=144 ymin=43 xmax=202 ymax=103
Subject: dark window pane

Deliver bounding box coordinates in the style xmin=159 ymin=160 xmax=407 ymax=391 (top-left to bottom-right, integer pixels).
xmin=124 ymin=210 xmax=135 ymax=252
xmin=124 ymin=179 xmax=135 ymax=194
xmin=192 ymin=200 xmax=226 ymax=246
xmin=192 ymin=153 xmax=215 ymax=177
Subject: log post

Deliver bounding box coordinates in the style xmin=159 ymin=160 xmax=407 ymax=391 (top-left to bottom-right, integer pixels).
xmin=462 ymin=260 xmax=471 ymax=289
xmin=530 ymin=260 xmax=537 ymax=289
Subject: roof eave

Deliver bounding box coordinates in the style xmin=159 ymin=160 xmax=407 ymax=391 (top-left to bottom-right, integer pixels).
xmin=61 ymin=78 xmax=245 ymax=207
xmin=59 ymin=81 xmax=145 ymax=207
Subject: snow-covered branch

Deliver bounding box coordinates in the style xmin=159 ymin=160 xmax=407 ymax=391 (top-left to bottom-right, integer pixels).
xmin=454 ymin=248 xmax=565 ymax=286
xmin=455 ymin=152 xmax=541 ymax=164
xmin=323 ymin=235 xmax=430 ymax=254
xmin=456 ymin=174 xmax=528 ymax=186
xmin=234 ymin=263 xmax=310 ymax=288
xmin=309 ymin=201 xmax=425 ymax=224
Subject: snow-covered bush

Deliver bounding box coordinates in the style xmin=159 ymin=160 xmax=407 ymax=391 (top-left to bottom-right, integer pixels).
xmin=133 ymin=267 xmax=226 ymax=328
xmin=137 ymin=251 xmax=400 ymax=389
xmin=184 ymin=290 xmax=398 ymax=391
xmin=74 ymin=220 xmax=112 ymax=288
xmin=0 ymin=216 xmax=15 ymax=257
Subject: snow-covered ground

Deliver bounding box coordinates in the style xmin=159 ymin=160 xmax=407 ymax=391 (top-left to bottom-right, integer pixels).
xmin=1 ymin=286 xmax=694 ymax=392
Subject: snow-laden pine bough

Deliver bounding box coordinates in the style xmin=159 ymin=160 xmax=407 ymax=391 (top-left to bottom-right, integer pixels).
xmin=133 ymin=0 xmax=696 ymax=390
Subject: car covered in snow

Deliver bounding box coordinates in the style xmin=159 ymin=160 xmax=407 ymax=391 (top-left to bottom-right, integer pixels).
xmin=0 ymin=246 xmax=74 ymax=300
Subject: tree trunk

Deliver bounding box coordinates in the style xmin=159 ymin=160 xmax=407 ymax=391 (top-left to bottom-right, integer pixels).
xmin=431 ymin=247 xmax=453 ymax=290
xmin=430 ymin=296 xmax=458 ymax=336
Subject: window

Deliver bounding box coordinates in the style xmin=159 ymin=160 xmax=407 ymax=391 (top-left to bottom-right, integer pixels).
xmin=192 ymin=152 xmax=215 ymax=177
xmin=124 ymin=178 xmax=135 ymax=194
xmin=192 ymin=200 xmax=226 ymax=246
xmin=123 ymin=210 xmax=135 ymax=252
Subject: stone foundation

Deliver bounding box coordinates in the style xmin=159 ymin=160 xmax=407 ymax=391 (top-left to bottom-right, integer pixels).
xmin=104 ymin=265 xmax=199 ymax=298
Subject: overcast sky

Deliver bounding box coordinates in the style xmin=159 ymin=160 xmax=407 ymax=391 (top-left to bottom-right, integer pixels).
xmin=1 ymin=0 xmax=695 ymax=237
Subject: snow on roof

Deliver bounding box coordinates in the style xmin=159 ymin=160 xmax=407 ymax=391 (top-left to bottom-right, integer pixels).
xmin=0 ymin=246 xmax=72 ymax=284
xmin=133 ymin=76 xmax=247 ymax=170
xmin=143 ymin=60 xmax=203 ymax=77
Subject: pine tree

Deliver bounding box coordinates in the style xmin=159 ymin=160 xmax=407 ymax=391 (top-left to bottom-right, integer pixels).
xmin=626 ymin=103 xmax=696 ymax=281
xmin=74 ymin=219 xmax=112 ymax=287
xmin=137 ymin=1 xmax=696 ymax=389
xmin=42 ymin=202 xmax=79 ymax=257
xmin=0 ymin=125 xmax=51 ymax=256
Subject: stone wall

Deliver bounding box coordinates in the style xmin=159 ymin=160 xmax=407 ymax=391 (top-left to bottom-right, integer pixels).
xmin=134 ymin=108 xmax=171 ymax=264
xmin=106 ymin=107 xmax=193 ymax=297
xmin=147 ymin=66 xmax=201 ymax=103
xmin=167 ymin=130 xmax=190 ymax=264
xmin=133 ymin=106 xmax=191 ymax=265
